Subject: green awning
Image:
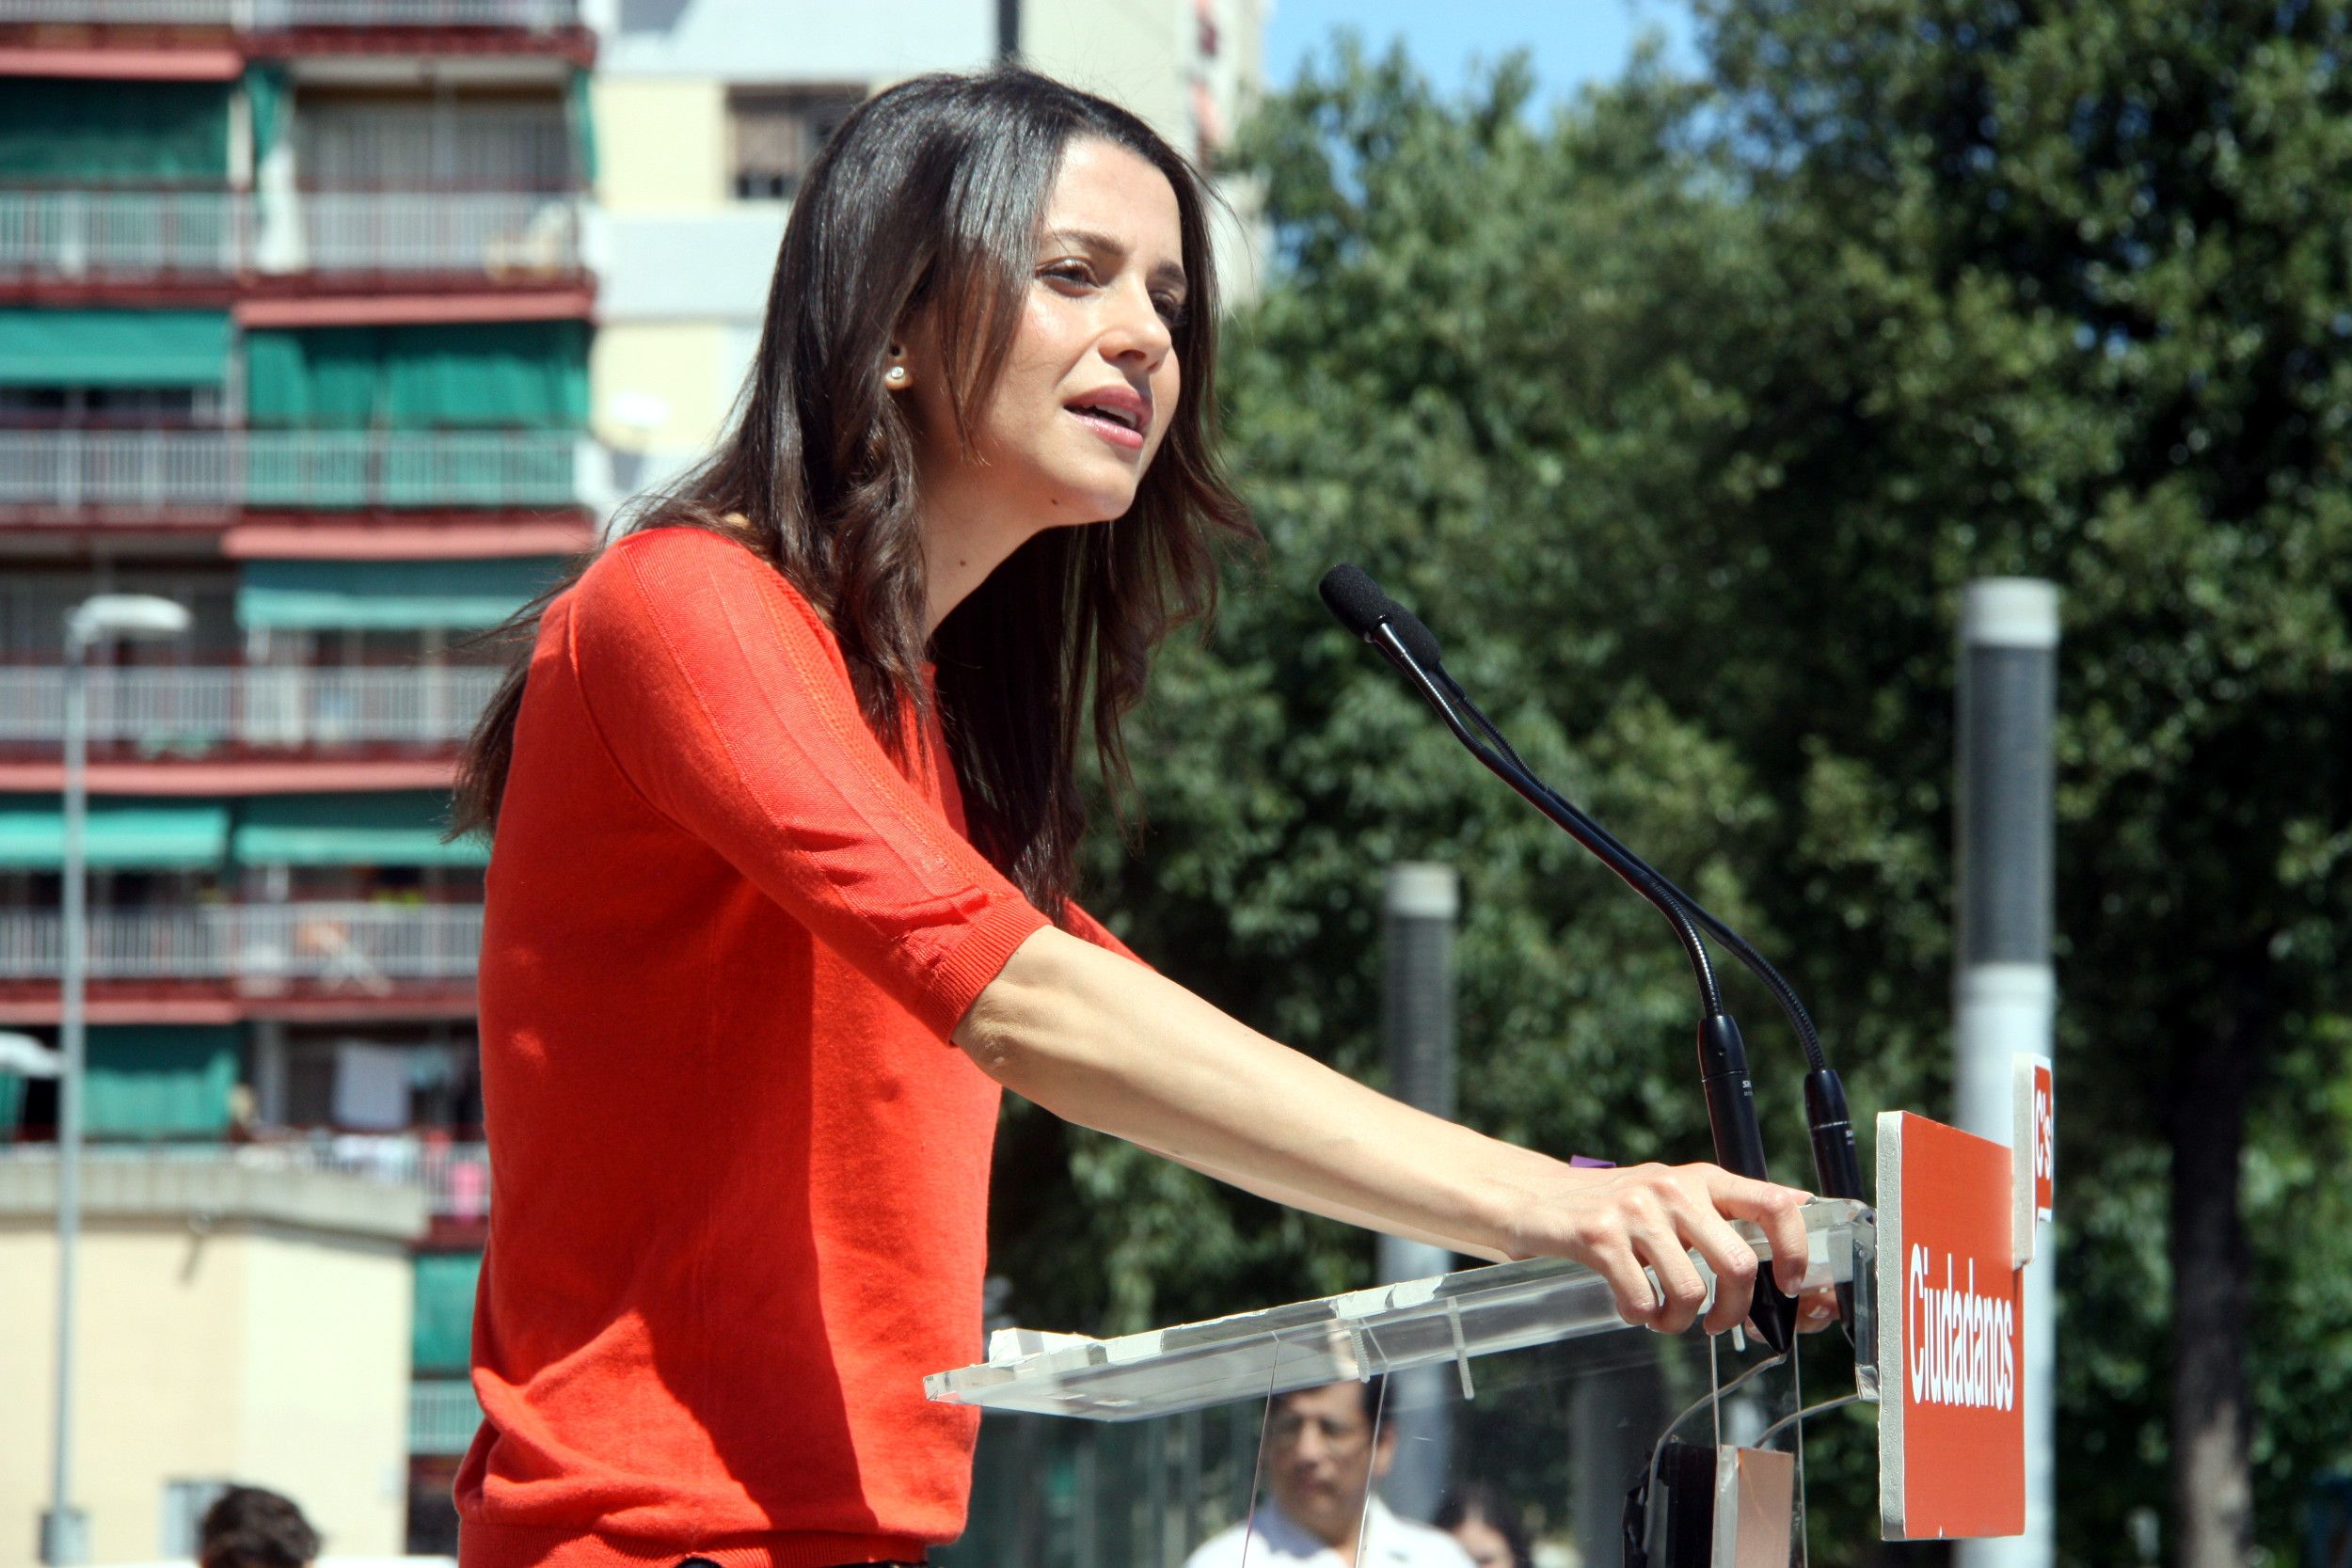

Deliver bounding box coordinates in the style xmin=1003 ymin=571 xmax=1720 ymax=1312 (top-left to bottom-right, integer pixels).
xmin=412 ymin=1249 xmax=483 ymax=1373
xmin=6 ymin=1028 xmax=238 ymax=1137
xmin=0 ymin=309 xmax=232 ymax=388
xmin=245 ymin=322 xmax=589 ymax=430
xmin=87 ymin=1025 xmax=239 ymax=1139
xmin=237 ymin=556 xmax=570 ymax=631
xmin=0 ymin=78 xmax=230 ymax=185
xmin=0 ymin=800 xmax=230 ymax=870
xmin=234 ymin=791 xmax=486 ymax=867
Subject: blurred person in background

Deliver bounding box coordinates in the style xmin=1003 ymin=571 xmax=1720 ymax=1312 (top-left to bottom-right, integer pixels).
xmin=198 ymin=1487 xmax=320 ymax=1568
xmin=449 ymin=62 xmax=1822 ymax=1568
xmin=1433 ymin=1481 xmax=1534 ymax=1568
xmin=1184 ymin=1380 xmax=1472 ymax=1568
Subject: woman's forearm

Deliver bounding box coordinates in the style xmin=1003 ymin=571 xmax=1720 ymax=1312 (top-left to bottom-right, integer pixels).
xmin=954 ymin=925 xmax=1823 ymax=1335
xmin=956 ymin=926 xmax=1543 ymax=1260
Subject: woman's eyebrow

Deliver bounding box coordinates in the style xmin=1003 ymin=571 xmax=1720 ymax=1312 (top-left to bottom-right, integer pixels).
xmin=1043 ymin=228 xmax=1189 ymax=293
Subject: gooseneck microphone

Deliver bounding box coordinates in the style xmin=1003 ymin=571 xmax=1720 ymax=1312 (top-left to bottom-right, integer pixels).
xmin=1321 ymin=563 xmax=1863 ymax=1352
xmin=1331 ymin=576 xmax=1864 ymax=1227
xmin=1318 ymin=567 xmax=1729 ymax=1018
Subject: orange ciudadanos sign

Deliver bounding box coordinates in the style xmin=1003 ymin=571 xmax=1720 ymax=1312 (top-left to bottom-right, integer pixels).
xmin=1875 ymin=1110 xmax=2027 ymax=1540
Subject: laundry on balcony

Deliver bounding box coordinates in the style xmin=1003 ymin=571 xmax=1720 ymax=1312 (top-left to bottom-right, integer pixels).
xmin=331 ymin=1041 xmax=414 ymax=1129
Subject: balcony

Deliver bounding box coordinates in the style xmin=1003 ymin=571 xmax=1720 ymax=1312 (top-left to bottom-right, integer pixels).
xmin=411 ymin=1376 xmax=486 ymax=1455
xmin=0 ymin=1133 xmax=490 ymax=1217
xmin=0 ymin=665 xmax=501 ymax=753
xmin=0 ymin=192 xmax=584 ymax=282
xmin=0 ymin=428 xmax=583 ymax=517
xmin=0 ymin=1 xmax=581 ymax=28
xmin=0 ymin=902 xmax=484 ymax=985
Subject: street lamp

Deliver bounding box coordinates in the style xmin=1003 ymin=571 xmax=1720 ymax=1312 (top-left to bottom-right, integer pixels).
xmin=41 ymin=594 xmax=191 ymax=1568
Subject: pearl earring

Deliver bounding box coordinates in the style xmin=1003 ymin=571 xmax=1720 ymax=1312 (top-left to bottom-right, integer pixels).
xmin=885 ymin=364 xmax=909 ymax=386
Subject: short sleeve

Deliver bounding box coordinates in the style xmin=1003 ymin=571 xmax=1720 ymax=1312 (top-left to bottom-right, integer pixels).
xmin=564 ymin=527 xmax=1050 ymax=1038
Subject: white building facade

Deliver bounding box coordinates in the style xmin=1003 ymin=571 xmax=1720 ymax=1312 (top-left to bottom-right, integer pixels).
xmin=584 ymin=0 xmax=1266 ymax=498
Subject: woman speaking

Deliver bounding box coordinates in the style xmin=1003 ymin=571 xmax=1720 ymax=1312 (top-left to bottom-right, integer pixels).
xmin=447 ymin=66 xmax=1820 ymax=1568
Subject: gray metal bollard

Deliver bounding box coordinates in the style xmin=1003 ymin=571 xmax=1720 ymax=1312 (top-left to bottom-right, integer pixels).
xmin=1954 ymin=578 xmax=2058 ymax=1568
xmin=1376 ymin=863 xmax=1460 ymax=1522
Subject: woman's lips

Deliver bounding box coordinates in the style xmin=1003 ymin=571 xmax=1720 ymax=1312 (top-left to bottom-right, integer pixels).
xmin=1070 ymin=406 xmax=1146 ymax=451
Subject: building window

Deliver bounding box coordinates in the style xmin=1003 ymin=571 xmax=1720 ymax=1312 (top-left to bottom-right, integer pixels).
xmin=728 ymin=87 xmax=864 ymax=201
xmin=0 ymin=385 xmax=221 ymax=430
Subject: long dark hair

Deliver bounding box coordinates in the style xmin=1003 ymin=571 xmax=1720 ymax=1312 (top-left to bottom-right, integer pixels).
xmin=451 ymin=67 xmax=1253 ymax=919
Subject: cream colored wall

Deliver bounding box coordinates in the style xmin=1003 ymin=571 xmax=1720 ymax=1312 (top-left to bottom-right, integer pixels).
xmin=594 ymin=77 xmax=729 ymax=213
xmin=1023 ymin=0 xmax=1191 ymax=150
xmin=1021 ymin=0 xmax=1271 ymax=304
xmin=0 ymin=1167 xmax=421 ymax=1568
xmin=591 ymin=322 xmax=738 ymax=457
xmin=234 ymin=1227 xmax=414 ymax=1558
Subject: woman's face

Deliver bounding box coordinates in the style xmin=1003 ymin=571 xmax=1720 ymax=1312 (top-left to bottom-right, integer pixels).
xmin=904 ymin=135 xmax=1187 ymax=531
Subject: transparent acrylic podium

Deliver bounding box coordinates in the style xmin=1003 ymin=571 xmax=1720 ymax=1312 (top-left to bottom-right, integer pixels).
xmin=931 ymin=1199 xmax=1875 ymax=1568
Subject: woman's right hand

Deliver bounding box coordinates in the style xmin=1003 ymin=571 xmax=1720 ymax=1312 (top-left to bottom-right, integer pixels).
xmin=1494 ymin=1158 xmax=1816 ymax=1337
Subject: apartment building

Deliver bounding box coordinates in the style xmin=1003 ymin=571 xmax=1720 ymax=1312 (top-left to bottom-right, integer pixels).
xmin=0 ymin=0 xmax=1261 ymax=1558
xmin=0 ymin=0 xmax=592 ymax=1557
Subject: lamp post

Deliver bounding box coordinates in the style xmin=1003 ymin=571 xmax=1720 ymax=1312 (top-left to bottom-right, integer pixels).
xmin=40 ymin=594 xmax=191 ymax=1568
xmin=1954 ymin=578 xmax=2058 ymax=1568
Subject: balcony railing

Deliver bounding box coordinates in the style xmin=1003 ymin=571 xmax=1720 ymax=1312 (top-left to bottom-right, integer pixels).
xmin=0 ymin=903 xmax=484 ymax=982
xmin=0 ymin=1135 xmax=492 ymax=1218
xmin=0 ymin=191 xmax=237 ymax=278
xmin=411 ymin=1377 xmax=487 ymax=1455
xmin=234 ymin=1132 xmax=491 ymax=1217
xmin=0 ymin=429 xmax=582 ymax=513
xmin=0 ymin=192 xmax=583 ymax=278
xmin=0 ymin=666 xmax=502 ymax=749
xmin=0 ymin=1 xmax=579 ymax=26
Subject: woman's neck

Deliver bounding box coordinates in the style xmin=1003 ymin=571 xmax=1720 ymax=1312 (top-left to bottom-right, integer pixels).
xmin=918 ymin=472 xmax=1060 ymax=639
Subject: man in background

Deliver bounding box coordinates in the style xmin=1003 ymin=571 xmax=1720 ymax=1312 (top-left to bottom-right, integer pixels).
xmin=1184 ymin=1379 xmax=1474 ymax=1568
xmin=198 ymin=1487 xmax=320 ymax=1568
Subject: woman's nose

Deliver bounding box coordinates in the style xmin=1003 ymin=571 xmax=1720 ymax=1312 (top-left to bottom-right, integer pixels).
xmin=1102 ymin=282 xmax=1173 ymax=365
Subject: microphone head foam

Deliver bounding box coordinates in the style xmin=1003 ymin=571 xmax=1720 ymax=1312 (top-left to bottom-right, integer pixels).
xmin=1388 ymin=605 xmax=1447 ymax=670
xmin=1318 ymin=563 xmax=1393 ymax=641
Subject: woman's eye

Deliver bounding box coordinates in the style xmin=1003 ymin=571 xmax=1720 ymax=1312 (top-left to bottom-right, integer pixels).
xmin=1153 ymin=295 xmax=1188 ymax=326
xmin=1042 ymin=261 xmax=1095 ymax=287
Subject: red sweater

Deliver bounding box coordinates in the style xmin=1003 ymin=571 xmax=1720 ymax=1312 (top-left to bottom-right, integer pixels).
xmin=458 ymin=526 xmax=1131 ymax=1568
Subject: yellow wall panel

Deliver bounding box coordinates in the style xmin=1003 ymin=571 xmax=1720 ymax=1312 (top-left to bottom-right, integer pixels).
xmin=595 ymin=78 xmax=729 ymax=213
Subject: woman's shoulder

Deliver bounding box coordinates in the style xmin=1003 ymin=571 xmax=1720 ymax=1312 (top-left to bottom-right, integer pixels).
xmin=566 ymin=521 xmax=845 ymax=671
xmin=576 ymin=523 xmax=823 ymax=626
xmin=591 ymin=518 xmax=770 ymax=587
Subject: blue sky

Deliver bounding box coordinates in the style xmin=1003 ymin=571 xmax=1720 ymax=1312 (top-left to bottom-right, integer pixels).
xmin=1262 ymin=0 xmax=1699 ymax=106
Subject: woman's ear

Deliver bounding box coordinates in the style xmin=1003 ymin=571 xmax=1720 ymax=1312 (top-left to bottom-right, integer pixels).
xmin=892 ymin=308 xmax=946 ymax=391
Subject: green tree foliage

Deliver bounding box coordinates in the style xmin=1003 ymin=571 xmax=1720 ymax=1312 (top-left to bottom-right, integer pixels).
xmin=991 ymin=8 xmax=2352 ymax=1562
